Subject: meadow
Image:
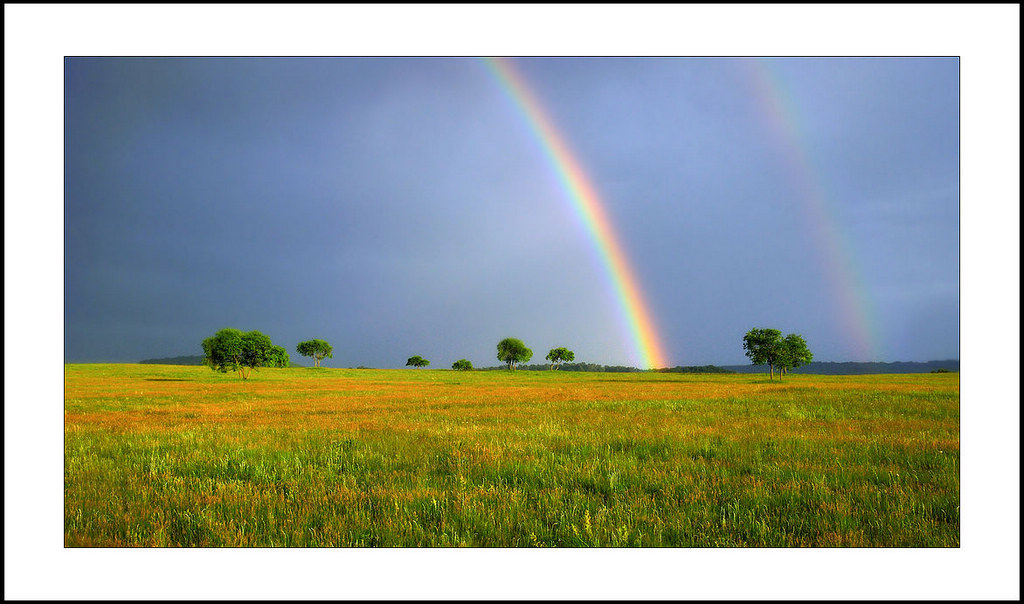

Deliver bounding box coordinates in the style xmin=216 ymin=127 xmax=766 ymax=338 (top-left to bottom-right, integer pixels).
xmin=64 ymin=364 xmax=959 ymax=547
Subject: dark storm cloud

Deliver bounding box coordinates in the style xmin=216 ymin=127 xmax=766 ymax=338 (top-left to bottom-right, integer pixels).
xmin=65 ymin=56 xmax=960 ymax=366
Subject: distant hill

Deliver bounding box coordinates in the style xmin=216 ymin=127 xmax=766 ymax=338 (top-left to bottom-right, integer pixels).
xmin=139 ymin=355 xmax=308 ymax=368
xmin=657 ymin=365 xmax=736 ymax=374
xmin=480 ymin=363 xmax=735 ymax=373
xmin=139 ymin=355 xmax=205 ymax=365
xmin=721 ymin=360 xmax=959 ymax=375
xmin=138 ymin=356 xmax=957 ymax=374
xmin=478 ymin=360 xmax=958 ymax=374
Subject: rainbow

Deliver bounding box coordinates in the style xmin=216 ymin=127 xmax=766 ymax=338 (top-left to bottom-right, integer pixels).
xmin=743 ymin=58 xmax=881 ymax=361
xmin=482 ymin=57 xmax=669 ymax=369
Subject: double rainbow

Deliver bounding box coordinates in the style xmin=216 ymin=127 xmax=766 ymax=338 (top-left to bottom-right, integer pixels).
xmin=483 ymin=57 xmax=670 ymax=369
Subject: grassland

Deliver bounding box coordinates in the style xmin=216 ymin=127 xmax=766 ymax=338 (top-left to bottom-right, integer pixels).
xmin=64 ymin=364 xmax=959 ymax=547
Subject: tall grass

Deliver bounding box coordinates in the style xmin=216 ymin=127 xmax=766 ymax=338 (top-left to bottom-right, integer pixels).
xmin=65 ymin=364 xmax=959 ymax=546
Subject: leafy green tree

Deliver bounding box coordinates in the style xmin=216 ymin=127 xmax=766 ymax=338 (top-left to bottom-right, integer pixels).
xmin=451 ymin=359 xmax=473 ymax=371
xmin=497 ymin=337 xmax=532 ymax=371
xmin=545 ymin=347 xmax=575 ymax=370
xmin=202 ymin=328 xmax=244 ymax=375
xmin=742 ymin=328 xmax=784 ymax=380
xmin=778 ymin=333 xmax=813 ymax=376
xmin=202 ymin=328 xmax=276 ymax=379
xmin=406 ymin=355 xmax=430 ymax=368
xmin=296 ymin=339 xmax=333 ymax=368
xmin=267 ymin=345 xmax=291 ymax=368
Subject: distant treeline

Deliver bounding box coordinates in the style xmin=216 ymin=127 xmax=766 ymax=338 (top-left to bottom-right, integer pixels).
xmin=140 ymin=355 xmax=307 ymax=368
xmin=140 ymin=356 xmax=732 ymax=373
xmin=139 ymin=355 xmax=205 ymax=365
xmin=480 ymin=362 xmax=639 ymax=372
xmin=139 ymin=355 xmax=958 ymax=375
xmin=480 ymin=363 xmax=735 ymax=373
xmin=657 ymin=365 xmax=737 ymax=374
xmin=721 ymin=360 xmax=960 ymax=375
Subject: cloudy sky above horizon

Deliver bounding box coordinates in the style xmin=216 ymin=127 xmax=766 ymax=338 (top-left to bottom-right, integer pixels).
xmin=64 ymin=56 xmax=960 ymax=367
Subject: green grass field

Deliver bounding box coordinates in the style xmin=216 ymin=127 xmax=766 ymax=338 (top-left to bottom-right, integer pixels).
xmin=64 ymin=364 xmax=959 ymax=547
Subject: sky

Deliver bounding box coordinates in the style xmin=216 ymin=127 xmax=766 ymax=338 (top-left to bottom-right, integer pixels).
xmin=64 ymin=55 xmax=960 ymax=367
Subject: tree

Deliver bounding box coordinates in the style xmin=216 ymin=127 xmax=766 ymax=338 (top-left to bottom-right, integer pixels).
xmin=406 ymin=355 xmax=430 ymax=368
xmin=452 ymin=359 xmax=473 ymax=371
xmin=267 ymin=345 xmax=291 ymax=368
xmin=296 ymin=339 xmax=333 ymax=368
xmin=778 ymin=333 xmax=813 ymax=376
xmin=545 ymin=347 xmax=575 ymax=370
xmin=202 ymin=328 xmax=276 ymax=379
xmin=742 ymin=328 xmax=784 ymax=380
xmin=497 ymin=337 xmax=532 ymax=371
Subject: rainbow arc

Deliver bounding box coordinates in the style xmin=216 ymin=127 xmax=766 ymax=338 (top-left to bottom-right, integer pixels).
xmin=744 ymin=58 xmax=880 ymax=361
xmin=483 ymin=57 xmax=670 ymax=369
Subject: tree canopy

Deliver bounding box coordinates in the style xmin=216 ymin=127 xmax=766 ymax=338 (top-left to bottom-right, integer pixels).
xmin=742 ymin=328 xmax=784 ymax=380
xmin=202 ymin=328 xmax=277 ymax=379
xmin=296 ymin=339 xmax=333 ymax=368
xmin=545 ymin=347 xmax=575 ymax=370
xmin=779 ymin=333 xmax=813 ymax=375
xmin=742 ymin=328 xmax=812 ymax=380
xmin=406 ymin=355 xmax=430 ymax=368
xmin=267 ymin=345 xmax=291 ymax=368
xmin=451 ymin=359 xmax=473 ymax=371
xmin=497 ymin=337 xmax=532 ymax=371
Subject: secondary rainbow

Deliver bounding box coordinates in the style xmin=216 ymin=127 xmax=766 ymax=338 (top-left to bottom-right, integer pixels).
xmin=744 ymin=58 xmax=881 ymax=361
xmin=483 ymin=57 xmax=669 ymax=369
